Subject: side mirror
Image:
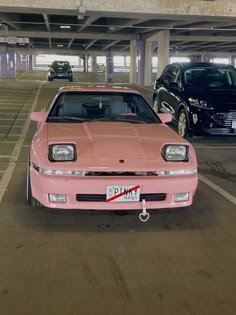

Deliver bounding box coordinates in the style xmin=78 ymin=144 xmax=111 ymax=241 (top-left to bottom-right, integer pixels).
xmin=158 ymin=113 xmax=172 ymax=123
xmin=30 ymin=111 xmax=47 ymax=123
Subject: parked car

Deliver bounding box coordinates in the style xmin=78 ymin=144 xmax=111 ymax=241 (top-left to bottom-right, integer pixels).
xmin=48 ymin=60 xmax=73 ymax=81
xmin=153 ymin=62 xmax=236 ymax=137
xmin=27 ymin=86 xmax=198 ymax=219
xmin=96 ymin=63 xmax=105 ymax=72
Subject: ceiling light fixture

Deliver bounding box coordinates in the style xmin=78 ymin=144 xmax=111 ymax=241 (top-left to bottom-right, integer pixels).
xmin=60 ymin=25 xmax=71 ymax=29
xmin=57 ymin=44 xmax=64 ymax=47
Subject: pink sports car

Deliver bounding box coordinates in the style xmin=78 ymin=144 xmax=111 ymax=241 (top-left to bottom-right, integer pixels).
xmin=27 ymin=86 xmax=198 ymax=221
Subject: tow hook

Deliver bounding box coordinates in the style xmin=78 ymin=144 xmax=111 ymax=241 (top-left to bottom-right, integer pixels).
xmin=139 ymin=199 xmax=150 ymax=223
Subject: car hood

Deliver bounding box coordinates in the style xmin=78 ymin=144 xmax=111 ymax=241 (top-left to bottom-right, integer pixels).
xmin=185 ymin=87 xmax=236 ymax=110
xmin=35 ymin=122 xmax=196 ymax=171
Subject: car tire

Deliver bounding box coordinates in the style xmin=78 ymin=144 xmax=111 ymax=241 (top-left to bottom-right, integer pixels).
xmin=153 ymin=96 xmax=161 ymax=113
xmin=177 ymin=109 xmax=190 ymax=138
xmin=48 ymin=77 xmax=53 ymax=81
xmin=26 ymin=158 xmax=42 ymax=207
xmin=69 ymin=77 xmax=73 ymax=82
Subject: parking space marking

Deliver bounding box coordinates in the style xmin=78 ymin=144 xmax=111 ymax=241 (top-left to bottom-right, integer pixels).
xmin=199 ymin=174 xmax=236 ymax=206
xmin=0 ymin=81 xmax=45 ymax=205
xmin=16 ymin=71 xmax=26 ymax=80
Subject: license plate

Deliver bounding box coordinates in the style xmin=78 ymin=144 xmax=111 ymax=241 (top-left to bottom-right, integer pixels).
xmin=106 ymin=185 xmax=140 ymax=202
xmin=232 ymin=120 xmax=236 ymax=129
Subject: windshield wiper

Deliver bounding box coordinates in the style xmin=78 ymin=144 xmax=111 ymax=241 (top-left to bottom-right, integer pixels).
xmin=93 ymin=116 xmax=148 ymax=124
xmin=48 ymin=116 xmax=91 ymax=122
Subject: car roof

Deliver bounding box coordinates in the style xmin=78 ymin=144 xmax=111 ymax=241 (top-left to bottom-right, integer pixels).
xmin=171 ymin=62 xmax=235 ymax=70
xmin=58 ymin=86 xmax=141 ymax=94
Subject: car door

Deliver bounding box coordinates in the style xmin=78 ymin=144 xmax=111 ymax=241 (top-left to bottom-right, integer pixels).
xmin=158 ymin=65 xmax=181 ymax=120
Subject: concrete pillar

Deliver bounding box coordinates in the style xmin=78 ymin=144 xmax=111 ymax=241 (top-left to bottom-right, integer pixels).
xmin=202 ymin=54 xmax=211 ymax=62
xmin=144 ymin=41 xmax=153 ymax=86
xmin=0 ymin=49 xmax=8 ymax=78
xmin=92 ymin=54 xmax=97 ymax=72
xmin=229 ymin=55 xmax=235 ymax=66
xmin=21 ymin=52 xmax=28 ymax=71
xmin=32 ymin=54 xmax=37 ymax=68
xmin=105 ymin=53 xmax=113 ymax=82
xmin=16 ymin=51 xmax=21 ymax=71
xmin=157 ymin=30 xmax=170 ymax=79
xmin=129 ymin=40 xmax=137 ymax=84
xmin=7 ymin=50 xmax=16 ymax=78
xmin=28 ymin=54 xmax=33 ymax=70
xmin=137 ymin=40 xmax=145 ymax=85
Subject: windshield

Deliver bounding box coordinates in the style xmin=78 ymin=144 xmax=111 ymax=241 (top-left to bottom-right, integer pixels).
xmin=183 ymin=67 xmax=236 ymax=88
xmin=47 ymin=91 xmax=160 ymax=124
xmin=52 ymin=61 xmax=70 ymax=69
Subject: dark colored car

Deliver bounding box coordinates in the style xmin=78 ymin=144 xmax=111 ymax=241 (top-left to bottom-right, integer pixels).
xmin=153 ymin=62 xmax=236 ymax=137
xmin=48 ymin=60 xmax=73 ymax=82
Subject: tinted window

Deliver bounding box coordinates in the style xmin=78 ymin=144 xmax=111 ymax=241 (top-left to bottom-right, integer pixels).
xmin=47 ymin=92 xmax=160 ymax=124
xmin=162 ymin=65 xmax=180 ymax=84
xmin=183 ymin=66 xmax=236 ymax=88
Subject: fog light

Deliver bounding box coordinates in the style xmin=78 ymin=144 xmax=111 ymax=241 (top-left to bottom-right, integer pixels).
xmin=192 ymin=114 xmax=198 ymax=124
xmin=49 ymin=194 xmax=66 ymax=203
xmin=174 ymin=192 xmax=189 ymax=202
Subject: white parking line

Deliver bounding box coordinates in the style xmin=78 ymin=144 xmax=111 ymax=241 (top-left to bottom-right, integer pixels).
xmin=199 ymin=174 xmax=236 ymax=206
xmin=0 ymin=81 xmax=45 ymax=205
xmin=16 ymin=71 xmax=26 ymax=80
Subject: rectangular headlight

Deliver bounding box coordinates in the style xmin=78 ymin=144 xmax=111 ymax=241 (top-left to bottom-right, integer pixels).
xmin=49 ymin=144 xmax=76 ymax=162
xmin=163 ymin=145 xmax=188 ymax=162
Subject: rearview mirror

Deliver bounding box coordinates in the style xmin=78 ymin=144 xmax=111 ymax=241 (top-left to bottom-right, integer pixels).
xmin=30 ymin=111 xmax=47 ymax=123
xmin=158 ymin=113 xmax=172 ymax=123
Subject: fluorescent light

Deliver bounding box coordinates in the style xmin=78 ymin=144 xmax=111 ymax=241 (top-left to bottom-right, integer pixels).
xmin=57 ymin=44 xmax=64 ymax=47
xmin=60 ymin=25 xmax=71 ymax=29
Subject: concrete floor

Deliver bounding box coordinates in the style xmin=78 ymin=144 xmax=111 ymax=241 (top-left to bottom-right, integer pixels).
xmin=0 ymin=71 xmax=236 ymax=315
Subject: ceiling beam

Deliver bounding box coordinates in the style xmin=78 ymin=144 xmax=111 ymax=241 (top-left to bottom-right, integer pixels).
xmin=84 ymin=39 xmax=97 ymax=50
xmin=43 ymin=13 xmax=50 ymax=32
xmin=68 ymin=38 xmax=74 ymax=49
xmin=77 ymin=16 xmax=98 ymax=32
xmin=171 ymin=35 xmax=236 ymax=42
xmin=103 ymin=40 xmax=120 ymax=50
xmin=0 ymin=30 xmax=139 ymax=40
xmin=0 ymin=13 xmax=21 ymax=30
xmin=107 ymin=18 xmax=148 ymax=33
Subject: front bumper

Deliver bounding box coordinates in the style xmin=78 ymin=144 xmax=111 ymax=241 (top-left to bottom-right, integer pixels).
xmin=188 ymin=108 xmax=236 ymax=135
xmin=48 ymin=73 xmax=72 ymax=80
xmin=30 ymin=166 xmax=198 ymax=210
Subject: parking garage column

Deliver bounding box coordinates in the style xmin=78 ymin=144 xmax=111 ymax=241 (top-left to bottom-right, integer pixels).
xmin=21 ymin=52 xmax=28 ymax=71
xmin=7 ymin=50 xmax=16 ymax=78
xmin=229 ymin=55 xmax=235 ymax=66
xmin=137 ymin=40 xmax=145 ymax=85
xmin=157 ymin=30 xmax=170 ymax=78
xmin=0 ymin=47 xmax=8 ymax=78
xmin=105 ymin=53 xmax=113 ymax=82
xmin=129 ymin=40 xmax=137 ymax=84
xmin=28 ymin=54 xmax=33 ymax=70
xmin=91 ymin=54 xmax=97 ymax=72
xmin=16 ymin=51 xmax=21 ymax=71
xmin=144 ymin=41 xmax=153 ymax=86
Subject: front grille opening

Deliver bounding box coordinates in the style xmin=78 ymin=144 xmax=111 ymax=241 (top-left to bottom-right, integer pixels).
xmin=76 ymin=193 xmax=166 ymax=202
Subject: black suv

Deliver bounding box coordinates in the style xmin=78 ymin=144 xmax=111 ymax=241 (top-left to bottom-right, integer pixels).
xmin=48 ymin=60 xmax=73 ymax=82
xmin=153 ymin=62 xmax=236 ymax=137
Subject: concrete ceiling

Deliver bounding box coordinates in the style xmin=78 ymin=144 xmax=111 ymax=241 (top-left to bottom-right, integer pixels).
xmin=1 ymin=8 xmax=236 ymax=55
